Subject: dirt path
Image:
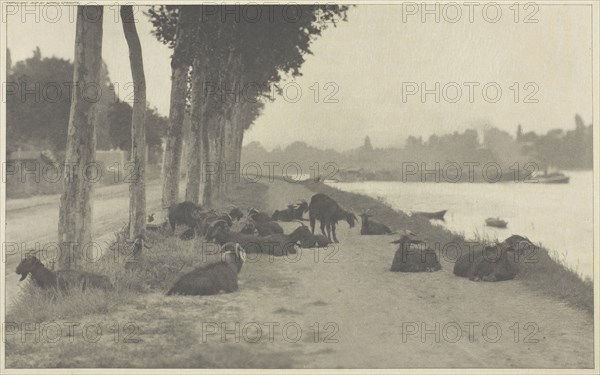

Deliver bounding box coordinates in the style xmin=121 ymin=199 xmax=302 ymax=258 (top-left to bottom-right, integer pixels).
xmin=259 ymin=180 xmax=594 ymax=368
xmin=4 ymin=179 xmax=594 ymax=368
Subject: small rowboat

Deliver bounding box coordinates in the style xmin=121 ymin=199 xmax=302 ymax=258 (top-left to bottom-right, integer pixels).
xmin=524 ymin=172 xmax=570 ymax=184
xmin=413 ymin=210 xmax=447 ymax=221
xmin=485 ymin=217 xmax=508 ymax=228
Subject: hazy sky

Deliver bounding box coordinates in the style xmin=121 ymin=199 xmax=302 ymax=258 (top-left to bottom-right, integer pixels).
xmin=6 ymin=4 xmax=594 ymax=151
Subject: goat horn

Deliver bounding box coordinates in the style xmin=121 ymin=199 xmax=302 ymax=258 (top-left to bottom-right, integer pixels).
xmin=209 ymin=219 xmax=228 ymax=228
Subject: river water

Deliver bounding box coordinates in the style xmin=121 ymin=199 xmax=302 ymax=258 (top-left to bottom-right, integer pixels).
xmin=328 ymin=171 xmax=595 ymax=280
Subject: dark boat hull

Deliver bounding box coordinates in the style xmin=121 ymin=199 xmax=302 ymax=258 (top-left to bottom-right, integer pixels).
xmin=485 ymin=218 xmax=508 ymax=228
xmin=413 ymin=210 xmax=447 ymax=220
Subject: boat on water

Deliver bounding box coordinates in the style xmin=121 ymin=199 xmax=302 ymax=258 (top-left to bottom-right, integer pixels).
xmin=485 ymin=217 xmax=508 ymax=228
xmin=524 ymin=170 xmax=570 ymax=184
xmin=413 ymin=210 xmax=447 ymax=221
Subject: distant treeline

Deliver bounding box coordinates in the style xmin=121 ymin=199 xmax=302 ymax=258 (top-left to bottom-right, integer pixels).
xmin=242 ymin=116 xmax=593 ymax=182
xmin=6 ymin=47 xmax=167 ymax=161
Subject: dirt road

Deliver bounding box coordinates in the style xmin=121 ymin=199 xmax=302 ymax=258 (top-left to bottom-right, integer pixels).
xmin=4 ymin=179 xmax=594 ymax=368
xmin=4 ymin=180 xmax=163 ymax=307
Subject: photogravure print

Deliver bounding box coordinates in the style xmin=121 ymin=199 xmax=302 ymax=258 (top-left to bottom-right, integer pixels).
xmin=1 ymin=1 xmax=598 ymax=373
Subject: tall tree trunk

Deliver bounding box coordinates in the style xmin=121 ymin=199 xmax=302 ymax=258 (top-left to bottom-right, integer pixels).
xmin=161 ymin=7 xmax=195 ymax=213
xmin=202 ymin=112 xmax=222 ymax=206
xmin=57 ymin=6 xmax=103 ymax=271
xmin=121 ymin=5 xmax=147 ymax=241
xmin=185 ymin=56 xmax=206 ymax=204
xmin=221 ymin=102 xmax=242 ymax=194
xmin=233 ymin=104 xmax=246 ymax=165
xmin=222 ymin=118 xmax=235 ymax=194
xmin=213 ymin=48 xmax=242 ymax=197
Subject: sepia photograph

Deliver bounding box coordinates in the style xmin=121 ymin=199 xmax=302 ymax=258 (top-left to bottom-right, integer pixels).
xmin=1 ymin=1 xmax=599 ymax=372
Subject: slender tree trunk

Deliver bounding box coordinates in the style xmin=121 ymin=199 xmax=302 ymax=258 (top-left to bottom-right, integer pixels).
xmin=233 ymin=105 xmax=245 ymax=165
xmin=185 ymin=57 xmax=206 ymax=204
xmin=161 ymin=7 xmax=195 ymax=213
xmin=162 ymin=66 xmax=187 ymax=208
xmin=214 ymin=48 xmax=242 ymax=197
xmin=221 ymin=103 xmax=242 ymax=193
xmin=202 ymin=113 xmax=221 ymax=205
xmin=57 ymin=6 xmax=103 ymax=271
xmin=121 ymin=5 xmax=147 ymax=241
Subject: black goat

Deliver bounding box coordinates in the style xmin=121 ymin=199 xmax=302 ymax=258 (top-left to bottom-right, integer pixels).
xmin=240 ymin=221 xmax=257 ymax=235
xmin=196 ymin=210 xmax=233 ymax=236
xmin=272 ymin=205 xmax=296 ymax=221
xmin=248 ymin=208 xmax=273 ymax=223
xmin=359 ymin=213 xmax=393 ymax=235
xmin=272 ymin=200 xmax=309 ymax=221
xmin=308 ymin=193 xmax=357 ymax=243
xmin=16 ymin=256 xmax=113 ymax=291
xmin=390 ymin=232 xmax=441 ymax=272
xmin=228 ymin=206 xmax=244 ymax=222
xmin=453 ymin=235 xmax=536 ymax=281
xmin=242 ymin=218 xmax=284 ymax=236
xmin=166 ymin=243 xmax=246 ymax=296
xmin=168 ymin=201 xmax=203 ymax=232
xmin=206 ymin=220 xmax=298 ymax=257
xmin=289 ymin=224 xmax=331 ymax=248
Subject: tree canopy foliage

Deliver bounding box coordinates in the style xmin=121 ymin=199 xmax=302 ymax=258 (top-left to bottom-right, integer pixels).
xmin=6 ymin=48 xmax=167 ymax=156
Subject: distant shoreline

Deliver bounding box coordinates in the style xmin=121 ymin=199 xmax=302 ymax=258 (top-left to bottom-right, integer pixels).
xmin=331 ymin=168 xmax=591 ymax=184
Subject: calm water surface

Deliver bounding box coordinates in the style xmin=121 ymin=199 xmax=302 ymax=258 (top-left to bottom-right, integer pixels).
xmin=329 ymin=171 xmax=594 ymax=279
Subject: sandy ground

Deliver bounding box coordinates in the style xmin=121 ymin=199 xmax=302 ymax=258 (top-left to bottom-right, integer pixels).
xmin=4 ymin=179 xmax=595 ymax=368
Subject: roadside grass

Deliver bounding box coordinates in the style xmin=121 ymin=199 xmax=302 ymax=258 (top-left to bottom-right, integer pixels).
xmin=301 ymin=180 xmax=594 ymax=314
xmin=6 ymin=181 xmax=270 ymax=324
xmin=5 ymin=179 xmax=303 ymax=369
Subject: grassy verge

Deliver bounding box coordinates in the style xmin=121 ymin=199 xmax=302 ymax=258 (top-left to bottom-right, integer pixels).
xmin=7 ymin=181 xmax=269 ymax=324
xmin=300 ymin=180 xmax=594 ymax=314
xmin=6 ymin=181 xmax=305 ymax=368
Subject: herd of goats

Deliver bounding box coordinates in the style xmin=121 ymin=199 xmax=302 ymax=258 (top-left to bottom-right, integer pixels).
xmin=15 ymin=192 xmax=538 ymax=298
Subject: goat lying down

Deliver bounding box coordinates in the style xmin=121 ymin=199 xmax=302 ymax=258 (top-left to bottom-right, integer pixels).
xmin=16 ymin=255 xmax=113 ymax=291
xmin=359 ymin=212 xmax=394 ymax=235
xmin=166 ymin=243 xmax=246 ymax=296
xmin=241 ymin=219 xmax=284 ymax=236
xmin=390 ymin=232 xmax=441 ymax=272
xmin=206 ymin=219 xmax=299 ymax=256
xmin=288 ymin=223 xmax=331 ymax=248
xmin=453 ymin=235 xmax=537 ymax=282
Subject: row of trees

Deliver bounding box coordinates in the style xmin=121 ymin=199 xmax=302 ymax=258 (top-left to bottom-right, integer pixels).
xmin=55 ymin=5 xmax=348 ymax=270
xmin=149 ymin=5 xmax=348 ymax=208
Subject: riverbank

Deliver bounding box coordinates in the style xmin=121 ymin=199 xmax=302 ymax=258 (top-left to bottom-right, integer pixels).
xmin=300 ymin=180 xmax=594 ymax=314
